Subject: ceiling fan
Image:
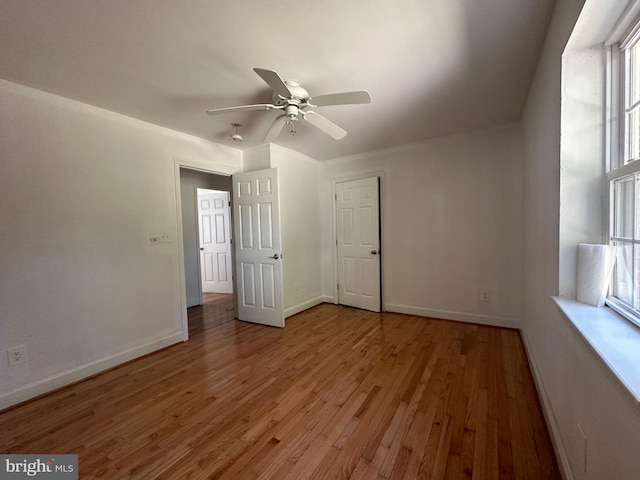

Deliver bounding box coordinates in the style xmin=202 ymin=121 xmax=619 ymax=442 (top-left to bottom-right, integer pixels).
xmin=206 ymin=68 xmax=371 ymax=142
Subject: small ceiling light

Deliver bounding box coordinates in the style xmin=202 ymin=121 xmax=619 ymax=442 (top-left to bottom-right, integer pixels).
xmin=287 ymin=116 xmax=297 ymax=136
xmin=229 ymin=123 xmax=243 ymax=142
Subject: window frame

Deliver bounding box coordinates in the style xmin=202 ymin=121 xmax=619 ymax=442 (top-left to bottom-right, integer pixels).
xmin=606 ymin=22 xmax=640 ymax=329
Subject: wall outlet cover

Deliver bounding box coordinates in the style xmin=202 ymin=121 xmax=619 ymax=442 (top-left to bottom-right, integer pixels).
xmin=7 ymin=345 xmax=27 ymax=366
xmin=479 ymin=288 xmax=490 ymax=302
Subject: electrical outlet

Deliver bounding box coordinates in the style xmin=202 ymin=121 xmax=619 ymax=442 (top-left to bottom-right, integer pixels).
xmin=7 ymin=345 xmax=27 ymax=367
xmin=479 ymin=288 xmax=490 ymax=302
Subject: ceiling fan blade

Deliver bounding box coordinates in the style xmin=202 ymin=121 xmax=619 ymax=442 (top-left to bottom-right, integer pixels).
xmin=303 ymin=112 xmax=347 ymax=140
xmin=310 ymin=90 xmax=371 ymax=107
xmin=264 ymin=115 xmax=288 ymax=143
xmin=206 ymin=103 xmax=277 ymax=115
xmin=253 ymin=68 xmax=293 ymax=99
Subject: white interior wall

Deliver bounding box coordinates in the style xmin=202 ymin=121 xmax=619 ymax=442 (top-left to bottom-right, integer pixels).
xmin=320 ymin=125 xmax=523 ymax=327
xmin=0 ymin=79 xmax=242 ymax=408
xmin=521 ymin=1 xmax=640 ymax=479
xmin=243 ymin=144 xmax=272 ymax=172
xmin=559 ymin=47 xmax=606 ymax=298
xmin=269 ymin=145 xmax=324 ymax=317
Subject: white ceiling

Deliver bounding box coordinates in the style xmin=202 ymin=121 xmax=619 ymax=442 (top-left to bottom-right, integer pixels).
xmin=0 ymin=0 xmax=556 ymax=161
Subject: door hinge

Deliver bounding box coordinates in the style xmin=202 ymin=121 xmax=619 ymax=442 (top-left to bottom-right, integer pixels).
xmin=336 ymin=239 xmax=338 ymax=246
xmin=334 ymin=194 xmax=337 ymax=201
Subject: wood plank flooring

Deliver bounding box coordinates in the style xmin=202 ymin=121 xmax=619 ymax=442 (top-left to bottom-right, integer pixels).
xmin=0 ymin=304 xmax=560 ymax=479
xmin=188 ymin=293 xmax=235 ymax=337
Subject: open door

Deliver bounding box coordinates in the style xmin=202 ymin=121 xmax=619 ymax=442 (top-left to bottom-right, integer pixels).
xmin=232 ymin=168 xmax=285 ymax=327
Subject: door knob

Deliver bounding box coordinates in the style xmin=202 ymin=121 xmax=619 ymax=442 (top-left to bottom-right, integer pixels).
xmin=371 ymin=250 xmax=377 ymax=255
xmin=271 ymin=254 xmax=280 ymax=260
xmin=200 ymin=247 xmax=204 ymax=251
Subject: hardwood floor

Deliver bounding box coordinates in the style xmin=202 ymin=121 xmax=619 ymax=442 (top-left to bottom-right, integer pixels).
xmin=0 ymin=304 xmax=560 ymax=479
xmin=188 ymin=293 xmax=235 ymax=337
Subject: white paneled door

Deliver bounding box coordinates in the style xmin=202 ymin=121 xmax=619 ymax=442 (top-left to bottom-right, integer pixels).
xmin=197 ymin=189 xmax=233 ymax=294
xmin=336 ymin=177 xmax=381 ymax=312
xmin=232 ymin=168 xmax=285 ymax=327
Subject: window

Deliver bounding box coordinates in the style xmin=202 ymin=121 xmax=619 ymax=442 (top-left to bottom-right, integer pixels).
xmin=607 ymin=22 xmax=640 ymax=328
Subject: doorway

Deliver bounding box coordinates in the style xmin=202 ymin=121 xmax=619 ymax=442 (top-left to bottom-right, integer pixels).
xmin=179 ymin=167 xmax=235 ymax=336
xmin=176 ymin=164 xmax=286 ymax=337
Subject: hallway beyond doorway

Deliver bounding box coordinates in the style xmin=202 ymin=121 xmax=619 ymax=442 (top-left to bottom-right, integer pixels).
xmin=187 ymin=293 xmax=234 ymax=336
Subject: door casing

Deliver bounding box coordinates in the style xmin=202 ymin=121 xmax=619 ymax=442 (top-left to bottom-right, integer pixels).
xmin=174 ymin=158 xmax=237 ymax=341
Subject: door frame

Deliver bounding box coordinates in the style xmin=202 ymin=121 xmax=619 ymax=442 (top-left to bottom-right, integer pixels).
xmin=331 ymin=171 xmax=385 ymax=311
xmin=174 ymin=156 xmax=237 ymax=341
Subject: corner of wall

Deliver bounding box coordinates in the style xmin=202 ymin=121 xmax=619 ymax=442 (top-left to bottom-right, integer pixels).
xmin=243 ymin=144 xmax=272 ymax=172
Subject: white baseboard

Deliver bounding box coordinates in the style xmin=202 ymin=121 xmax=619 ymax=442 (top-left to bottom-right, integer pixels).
xmin=0 ymin=332 xmax=184 ymax=410
xmin=384 ymin=303 xmax=519 ymax=329
xmin=520 ymin=330 xmax=573 ymax=480
xmin=322 ymin=295 xmax=336 ymax=304
xmin=285 ymin=296 xmax=325 ymax=318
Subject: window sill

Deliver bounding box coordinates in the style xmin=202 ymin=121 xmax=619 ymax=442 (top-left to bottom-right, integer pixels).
xmin=552 ymin=296 xmax=640 ymax=406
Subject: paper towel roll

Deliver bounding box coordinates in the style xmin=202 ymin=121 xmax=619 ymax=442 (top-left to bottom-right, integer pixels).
xmin=576 ymin=243 xmax=616 ymax=307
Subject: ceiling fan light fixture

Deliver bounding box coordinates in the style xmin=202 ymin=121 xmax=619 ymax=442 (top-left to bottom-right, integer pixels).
xmin=206 ymin=68 xmax=371 ymax=143
xmin=229 ymin=123 xmax=243 ymax=142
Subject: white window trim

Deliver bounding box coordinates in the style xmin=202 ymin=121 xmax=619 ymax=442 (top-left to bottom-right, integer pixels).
xmin=557 ymin=0 xmax=640 ymax=413
xmin=605 ymin=21 xmax=640 ymax=327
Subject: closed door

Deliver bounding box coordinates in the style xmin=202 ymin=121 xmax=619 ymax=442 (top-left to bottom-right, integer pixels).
xmin=336 ymin=177 xmax=381 ymax=312
xmin=197 ymin=189 xmax=233 ymax=294
xmin=232 ymin=168 xmax=285 ymax=327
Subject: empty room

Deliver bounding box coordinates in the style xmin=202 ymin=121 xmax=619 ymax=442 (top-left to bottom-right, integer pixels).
xmin=1 ymin=1 xmax=639 ymax=479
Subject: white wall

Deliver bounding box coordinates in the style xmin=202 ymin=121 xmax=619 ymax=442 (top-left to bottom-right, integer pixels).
xmin=0 ymin=79 xmax=242 ymax=408
xmin=243 ymin=144 xmax=272 ymax=172
xmin=321 ymin=124 xmax=523 ymax=327
xmin=559 ymin=47 xmax=606 ymax=298
xmin=521 ymin=1 xmax=640 ymax=479
xmin=269 ymin=145 xmax=324 ymax=317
